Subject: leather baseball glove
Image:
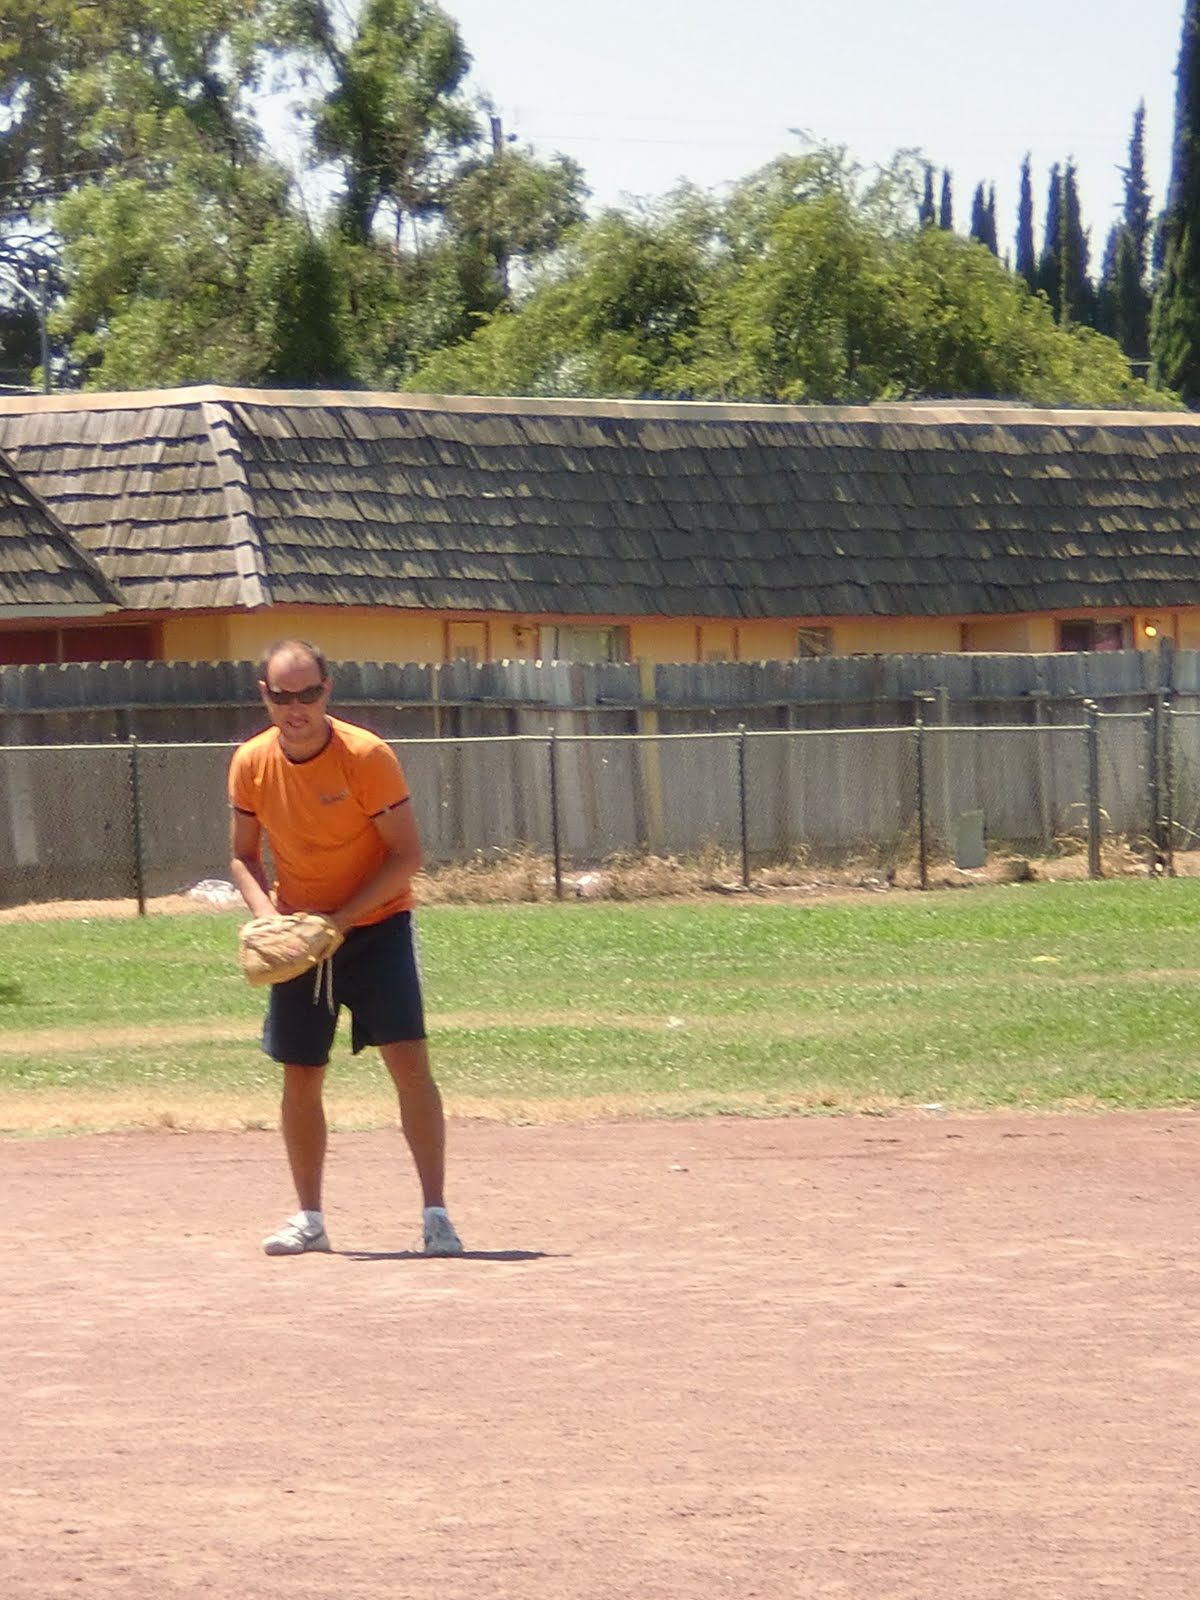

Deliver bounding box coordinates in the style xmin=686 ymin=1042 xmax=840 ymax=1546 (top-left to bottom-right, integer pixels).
xmin=238 ymin=911 xmax=344 ymax=988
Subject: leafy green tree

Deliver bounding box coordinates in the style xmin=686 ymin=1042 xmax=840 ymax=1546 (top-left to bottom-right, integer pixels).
xmin=1 ymin=0 xmax=275 ymax=383
xmin=442 ymin=137 xmax=587 ymax=315
xmin=278 ymin=0 xmax=478 ymax=247
xmin=1152 ymin=0 xmax=1200 ymax=398
xmin=415 ymin=150 xmax=1168 ymax=411
xmin=53 ymin=145 xmax=319 ymax=387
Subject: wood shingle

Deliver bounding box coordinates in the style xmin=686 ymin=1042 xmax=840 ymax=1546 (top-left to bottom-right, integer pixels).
xmin=0 ymin=446 xmax=122 ymax=613
xmin=5 ymin=388 xmax=1200 ymax=625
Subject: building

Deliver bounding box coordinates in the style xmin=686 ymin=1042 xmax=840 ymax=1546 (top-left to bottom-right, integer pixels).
xmin=0 ymin=387 xmax=1198 ymax=665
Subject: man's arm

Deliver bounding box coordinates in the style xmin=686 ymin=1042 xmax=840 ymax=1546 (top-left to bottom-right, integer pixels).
xmin=229 ymin=808 xmax=277 ymax=918
xmin=330 ymin=798 xmax=424 ymax=934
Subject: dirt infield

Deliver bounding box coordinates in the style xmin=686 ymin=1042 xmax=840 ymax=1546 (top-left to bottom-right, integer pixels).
xmin=3 ymin=1111 xmax=1200 ymax=1600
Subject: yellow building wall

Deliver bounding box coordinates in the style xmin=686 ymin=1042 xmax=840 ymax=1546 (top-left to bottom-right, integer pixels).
xmin=628 ymin=620 xmax=705 ymax=662
xmin=833 ymin=617 xmax=962 ymax=655
xmin=157 ymin=605 xmax=1200 ymax=665
xmin=961 ymin=617 xmax=1036 ymax=652
xmin=162 ymin=614 xmax=233 ymax=662
xmin=163 ymin=609 xmax=447 ymax=665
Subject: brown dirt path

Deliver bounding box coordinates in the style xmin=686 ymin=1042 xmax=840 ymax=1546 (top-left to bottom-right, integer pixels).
xmin=2 ymin=1111 xmax=1199 ymax=1599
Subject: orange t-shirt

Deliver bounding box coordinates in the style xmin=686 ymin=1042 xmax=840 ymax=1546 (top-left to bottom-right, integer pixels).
xmin=228 ymin=717 xmax=413 ymax=924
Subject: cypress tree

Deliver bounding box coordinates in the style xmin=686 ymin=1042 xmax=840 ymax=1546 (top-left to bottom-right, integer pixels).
xmin=939 ymin=169 xmax=953 ymax=230
xmin=969 ymin=182 xmax=988 ymax=243
xmin=1038 ymin=164 xmax=1062 ymax=317
xmin=1124 ymin=101 xmax=1153 ymax=278
xmin=1152 ymin=0 xmax=1200 ymax=399
xmin=1016 ymin=154 xmax=1037 ymax=287
xmin=1097 ymin=225 xmax=1121 ymax=340
xmin=918 ymin=164 xmax=936 ymax=227
xmin=1060 ymin=162 xmax=1095 ymax=326
xmin=969 ymin=183 xmax=999 ymax=254
xmin=1102 ymin=105 xmax=1154 ymax=365
xmin=1115 ymin=226 xmax=1151 ymax=361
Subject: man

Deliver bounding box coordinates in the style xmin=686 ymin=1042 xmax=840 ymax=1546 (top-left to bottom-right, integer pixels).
xmin=228 ymin=638 xmax=463 ymax=1259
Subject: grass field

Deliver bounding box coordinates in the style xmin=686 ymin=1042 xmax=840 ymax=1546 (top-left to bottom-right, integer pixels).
xmin=3 ymin=877 xmax=1200 ymax=1135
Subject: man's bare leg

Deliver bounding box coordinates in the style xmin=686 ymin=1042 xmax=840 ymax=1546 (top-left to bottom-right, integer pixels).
xmin=280 ymin=1062 xmax=327 ymax=1212
xmin=380 ymin=1040 xmax=445 ymax=1208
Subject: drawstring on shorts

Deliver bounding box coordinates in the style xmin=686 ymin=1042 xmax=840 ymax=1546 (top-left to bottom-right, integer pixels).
xmin=311 ymin=956 xmax=335 ymax=1014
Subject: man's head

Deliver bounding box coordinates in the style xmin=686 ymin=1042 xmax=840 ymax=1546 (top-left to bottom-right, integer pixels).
xmin=258 ymin=639 xmax=331 ymax=757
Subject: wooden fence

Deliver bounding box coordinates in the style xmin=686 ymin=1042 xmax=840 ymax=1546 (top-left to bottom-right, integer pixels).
xmin=0 ymin=646 xmax=1192 ymax=746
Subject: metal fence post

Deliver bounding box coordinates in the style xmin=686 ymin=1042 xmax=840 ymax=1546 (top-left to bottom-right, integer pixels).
xmin=1084 ymin=700 xmax=1102 ymax=880
xmin=128 ymin=735 xmax=147 ymax=915
xmin=737 ymin=723 xmax=750 ymax=888
xmin=1163 ymin=692 xmax=1177 ymax=877
xmin=914 ymin=705 xmax=929 ymax=890
xmin=1148 ymin=692 xmax=1164 ymax=874
xmin=547 ymin=727 xmax=563 ymax=901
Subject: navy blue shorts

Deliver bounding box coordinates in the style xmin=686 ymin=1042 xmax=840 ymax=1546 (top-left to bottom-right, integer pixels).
xmin=261 ymin=910 xmax=426 ymax=1068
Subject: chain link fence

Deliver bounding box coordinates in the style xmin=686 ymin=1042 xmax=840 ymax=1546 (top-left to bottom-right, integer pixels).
xmin=0 ymin=707 xmax=1190 ymax=912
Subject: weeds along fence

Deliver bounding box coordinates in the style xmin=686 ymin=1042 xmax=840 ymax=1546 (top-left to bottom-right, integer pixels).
xmin=0 ymin=703 xmax=1189 ymax=910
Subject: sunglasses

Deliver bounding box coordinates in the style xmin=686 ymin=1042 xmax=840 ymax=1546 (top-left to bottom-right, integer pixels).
xmin=264 ymin=682 xmax=326 ymax=706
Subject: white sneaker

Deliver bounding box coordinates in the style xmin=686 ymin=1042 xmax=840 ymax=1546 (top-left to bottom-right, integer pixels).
xmin=262 ymin=1213 xmax=331 ymax=1256
xmin=423 ymin=1208 xmax=464 ymax=1257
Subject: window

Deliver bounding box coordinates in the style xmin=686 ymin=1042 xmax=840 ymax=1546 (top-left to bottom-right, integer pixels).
xmin=538 ymin=625 xmax=630 ymax=663
xmin=697 ymin=625 xmax=737 ymax=663
xmin=796 ymin=626 xmax=834 ymax=659
xmin=1058 ymin=619 xmax=1129 ymax=653
xmin=446 ymin=622 xmax=486 ymax=663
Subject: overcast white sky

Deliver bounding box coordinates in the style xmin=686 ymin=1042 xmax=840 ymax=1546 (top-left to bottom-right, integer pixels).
xmin=435 ymin=0 xmax=1184 ymax=263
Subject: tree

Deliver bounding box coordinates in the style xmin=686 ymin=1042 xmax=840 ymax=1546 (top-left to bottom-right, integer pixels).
xmin=918 ymin=165 xmax=936 ymax=227
xmin=1038 ymin=164 xmax=1063 ymax=317
xmin=442 ymin=135 xmax=586 ymax=315
xmin=939 ymin=169 xmax=953 ymax=230
xmin=1100 ymin=104 xmax=1154 ymax=363
xmin=1016 ymin=154 xmax=1036 ymax=288
xmin=4 ymin=0 xmax=587 ymax=387
xmin=52 ymin=151 xmax=332 ymax=388
xmin=1124 ymin=102 xmax=1154 ymax=278
xmin=414 ymin=150 xmax=1167 ymax=411
xmin=970 ymin=182 xmax=998 ymax=254
xmin=0 ymin=0 xmax=276 ymax=383
xmin=1060 ymin=162 xmax=1094 ymax=326
xmin=1152 ymin=0 xmax=1200 ymax=398
xmin=281 ymin=0 xmax=478 ymax=248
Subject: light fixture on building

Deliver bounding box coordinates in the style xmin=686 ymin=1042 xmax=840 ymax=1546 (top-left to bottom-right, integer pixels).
xmin=1143 ymin=622 xmax=1159 ymax=638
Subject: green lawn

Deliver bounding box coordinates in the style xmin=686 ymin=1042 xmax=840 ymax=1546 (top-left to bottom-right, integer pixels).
xmin=2 ymin=878 xmax=1200 ymax=1133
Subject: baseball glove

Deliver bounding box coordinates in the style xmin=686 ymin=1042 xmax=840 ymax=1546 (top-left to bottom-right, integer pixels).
xmin=238 ymin=911 xmax=344 ymax=987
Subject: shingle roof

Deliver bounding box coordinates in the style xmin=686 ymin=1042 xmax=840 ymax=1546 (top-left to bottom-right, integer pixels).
xmin=0 ymin=442 xmax=123 ymax=613
xmin=1 ymin=387 xmax=1200 ymax=618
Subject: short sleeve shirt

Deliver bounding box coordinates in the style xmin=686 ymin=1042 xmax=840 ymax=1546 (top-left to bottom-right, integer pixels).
xmin=228 ymin=716 xmax=413 ymax=923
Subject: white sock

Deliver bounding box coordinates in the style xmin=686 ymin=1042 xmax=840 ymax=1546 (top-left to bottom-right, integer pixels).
xmin=300 ymin=1209 xmax=325 ymax=1229
xmin=423 ymin=1205 xmax=449 ymax=1220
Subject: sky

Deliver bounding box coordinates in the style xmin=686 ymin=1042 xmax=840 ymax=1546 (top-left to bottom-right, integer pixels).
xmin=429 ymin=0 xmax=1185 ymax=263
